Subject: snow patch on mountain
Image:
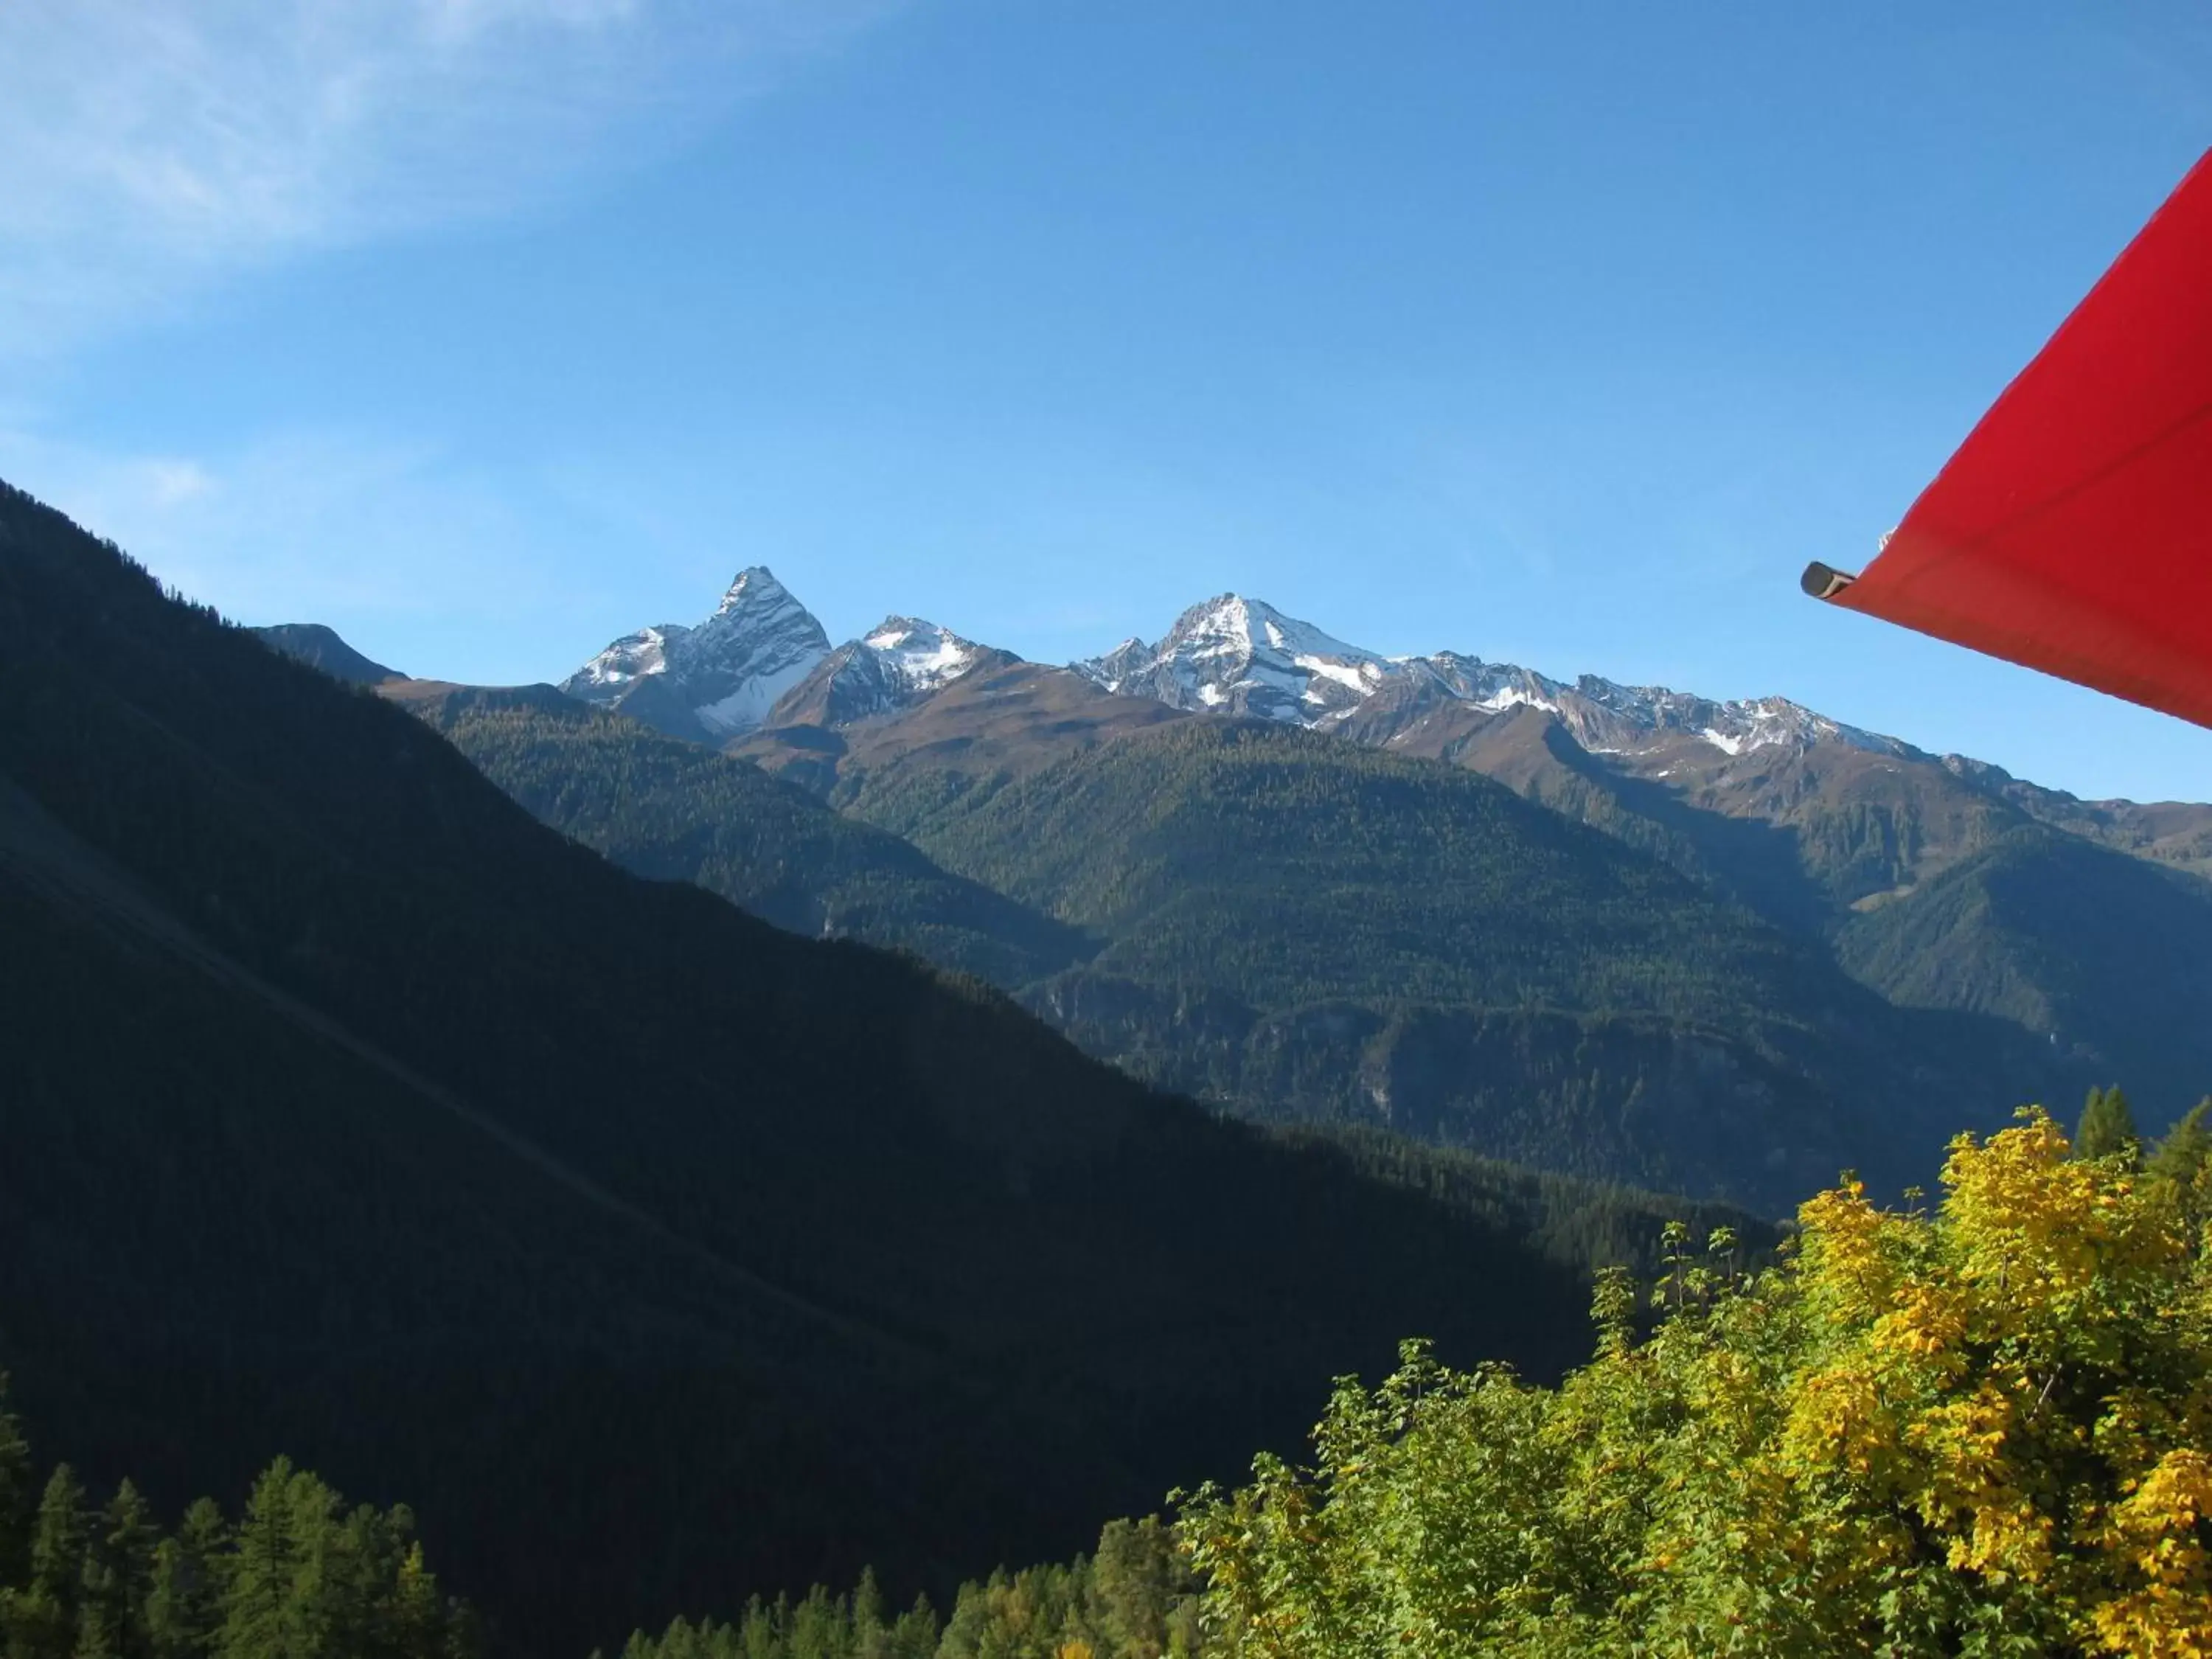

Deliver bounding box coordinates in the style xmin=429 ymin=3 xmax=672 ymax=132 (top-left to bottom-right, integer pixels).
xmin=568 ymin=622 xmax=689 ymax=695
xmin=862 ymin=617 xmax=983 ymax=694
xmin=760 ymin=615 xmax=992 ymax=728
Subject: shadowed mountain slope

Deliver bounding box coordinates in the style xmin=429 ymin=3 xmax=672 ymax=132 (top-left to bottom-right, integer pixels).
xmin=0 ymin=479 xmax=1640 ymax=1655
xmin=252 ymin=621 xmax=403 ymax=685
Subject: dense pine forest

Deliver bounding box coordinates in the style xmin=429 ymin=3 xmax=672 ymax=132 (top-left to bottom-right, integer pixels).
xmin=0 ymin=1386 xmax=475 ymax=1658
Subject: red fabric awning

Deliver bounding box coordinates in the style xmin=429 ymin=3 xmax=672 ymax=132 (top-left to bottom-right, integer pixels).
xmin=1805 ymin=150 xmax=2212 ymax=731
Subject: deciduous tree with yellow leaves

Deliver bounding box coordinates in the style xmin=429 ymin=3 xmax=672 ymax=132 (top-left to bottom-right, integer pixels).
xmin=1179 ymin=1107 xmax=2212 ymax=1658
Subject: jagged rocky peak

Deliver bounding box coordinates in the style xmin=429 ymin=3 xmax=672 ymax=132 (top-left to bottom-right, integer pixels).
xmin=561 ymin=566 xmax=832 ymax=742
xmin=1084 ymin=637 xmax=1151 ymax=689
xmin=1079 ymin=594 xmax=1913 ymax=760
xmin=1516 ymin=673 xmax=1914 ymax=759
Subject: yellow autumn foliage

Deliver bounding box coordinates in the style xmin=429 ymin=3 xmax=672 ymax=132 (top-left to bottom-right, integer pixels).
xmin=1180 ymin=1107 xmax=2212 ymax=1657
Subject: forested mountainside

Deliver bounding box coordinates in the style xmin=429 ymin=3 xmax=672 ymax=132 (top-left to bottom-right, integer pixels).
xmin=838 ymin=718 xmax=2076 ymax=1208
xmin=0 ymin=478 xmax=1731 ymax=1655
xmin=12 ymin=1095 xmax=2199 ymax=1659
xmin=372 ymin=642 xmax=2076 ymax=1208
xmin=403 ymin=684 xmax=1089 ymax=988
xmin=734 ymin=582 xmax=2208 ymax=1143
xmin=290 ymin=561 xmax=2212 ymax=1196
xmin=1837 ymin=824 xmax=2212 ymax=1114
xmin=396 ymin=682 xmax=1892 ymax=1206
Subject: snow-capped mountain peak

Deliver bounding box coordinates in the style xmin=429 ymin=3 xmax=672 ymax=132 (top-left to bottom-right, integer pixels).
xmin=562 ymin=565 xmax=832 ymax=742
xmin=1076 ymin=593 xmax=1391 ymax=721
xmin=1076 ymin=595 xmax=1910 ymax=762
xmin=860 ymin=616 xmax=983 ymax=691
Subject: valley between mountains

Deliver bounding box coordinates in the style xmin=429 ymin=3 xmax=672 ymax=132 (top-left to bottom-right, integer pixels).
xmin=0 ymin=481 xmax=1753 ymax=1654
xmin=6 ymin=474 xmax=2208 ymax=1654
xmin=319 ymin=564 xmax=2209 ymax=1214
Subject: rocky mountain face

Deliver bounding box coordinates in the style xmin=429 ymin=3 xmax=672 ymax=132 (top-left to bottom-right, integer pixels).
xmin=1065 ymin=595 xmax=2211 ymax=1123
xmin=561 ymin=566 xmax=832 ymax=743
xmin=764 ymin=616 xmax=988 ymax=729
xmin=560 ymin=570 xmax=1000 ymax=749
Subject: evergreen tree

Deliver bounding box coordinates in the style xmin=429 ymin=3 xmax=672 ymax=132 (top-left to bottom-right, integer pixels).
xmin=2 ymin=1464 xmax=88 ymax=1659
xmin=86 ymin=1481 xmax=156 ymax=1659
xmin=888 ymin=1599 xmax=937 ymax=1659
xmin=738 ymin=1597 xmax=777 ymax=1659
xmin=2075 ymin=1082 xmax=2140 ymax=1163
xmin=1090 ymin=1518 xmax=1192 ymax=1657
xmin=0 ymin=1377 xmax=29 ymax=1590
xmin=383 ymin=1542 xmax=447 ymax=1658
xmin=68 ymin=1596 xmax=119 ymax=1659
xmin=29 ymin=1468 xmax=88 ymax=1613
xmin=145 ymin=1501 xmax=224 ymax=1659
xmin=2146 ymin=1096 xmax=2212 ymax=1195
xmin=218 ymin=1459 xmax=319 ymax=1659
xmin=848 ymin=1570 xmax=887 ymax=1659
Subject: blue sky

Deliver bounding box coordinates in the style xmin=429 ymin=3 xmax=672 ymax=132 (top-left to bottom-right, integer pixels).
xmin=3 ymin=1 xmax=2208 ymax=800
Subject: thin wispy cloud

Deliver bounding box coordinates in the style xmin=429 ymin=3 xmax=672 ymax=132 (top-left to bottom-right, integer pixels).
xmin=0 ymin=0 xmax=899 ymax=356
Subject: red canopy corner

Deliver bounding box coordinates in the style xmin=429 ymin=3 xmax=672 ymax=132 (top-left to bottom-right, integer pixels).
xmin=1806 ymin=149 xmax=2212 ymax=731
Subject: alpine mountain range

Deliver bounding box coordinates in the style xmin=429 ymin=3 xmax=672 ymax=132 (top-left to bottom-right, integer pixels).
xmin=250 ymin=561 xmax=2212 ymax=1218
xmin=557 ymin=566 xmax=1910 ymax=767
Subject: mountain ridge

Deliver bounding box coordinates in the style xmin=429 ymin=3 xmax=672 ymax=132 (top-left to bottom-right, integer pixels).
xmin=284 ymin=564 xmax=2195 ymax=846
